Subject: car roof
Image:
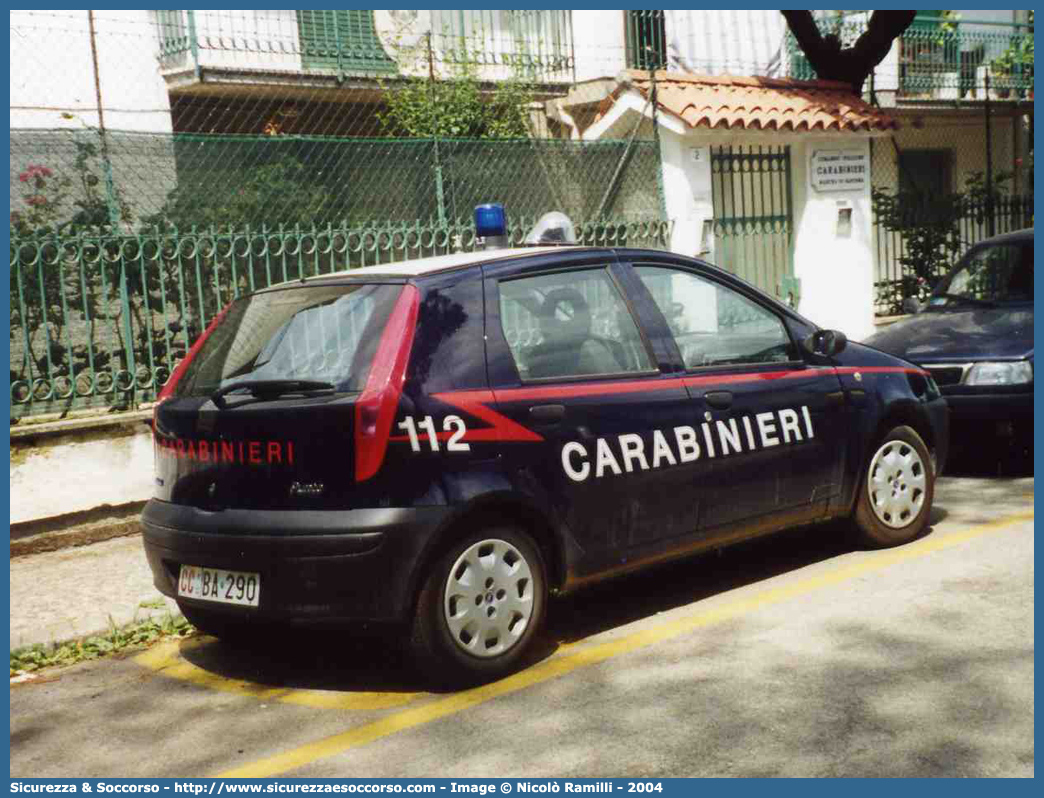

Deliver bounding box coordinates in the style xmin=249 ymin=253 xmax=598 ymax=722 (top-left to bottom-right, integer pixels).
xmin=971 ymin=228 xmax=1033 ymax=248
xmin=301 ymin=245 xmax=600 ymax=282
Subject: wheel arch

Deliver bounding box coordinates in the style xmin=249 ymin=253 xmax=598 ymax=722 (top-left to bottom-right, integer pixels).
xmin=845 ymin=399 xmax=937 ymax=515
xmin=873 ymin=399 xmax=936 ymax=454
xmin=405 ymin=492 xmax=566 ymax=617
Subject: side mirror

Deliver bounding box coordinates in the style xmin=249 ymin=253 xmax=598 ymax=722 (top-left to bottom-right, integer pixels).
xmin=803 ymin=329 xmax=848 ymax=358
xmin=902 ymin=296 xmax=923 ymax=315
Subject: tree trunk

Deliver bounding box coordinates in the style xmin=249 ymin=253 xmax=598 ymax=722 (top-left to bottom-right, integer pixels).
xmin=782 ymin=10 xmax=917 ymax=94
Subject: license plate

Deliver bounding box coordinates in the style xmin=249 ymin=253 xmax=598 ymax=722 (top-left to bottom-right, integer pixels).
xmin=177 ymin=565 xmax=260 ymax=607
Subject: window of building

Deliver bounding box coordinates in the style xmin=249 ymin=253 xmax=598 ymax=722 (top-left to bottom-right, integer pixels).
xmin=898 ymin=149 xmax=954 ymax=196
xmin=625 ymin=10 xmax=667 ymax=70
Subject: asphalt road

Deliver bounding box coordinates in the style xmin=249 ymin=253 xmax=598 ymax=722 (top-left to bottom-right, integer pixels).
xmin=10 ymin=473 xmax=1034 ymax=778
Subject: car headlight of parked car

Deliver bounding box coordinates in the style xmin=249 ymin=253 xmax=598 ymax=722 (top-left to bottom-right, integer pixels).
xmin=964 ymin=361 xmax=1033 ymax=386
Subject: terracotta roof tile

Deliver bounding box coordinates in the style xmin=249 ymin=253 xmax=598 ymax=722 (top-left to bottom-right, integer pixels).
xmin=623 ymin=70 xmax=898 ymax=133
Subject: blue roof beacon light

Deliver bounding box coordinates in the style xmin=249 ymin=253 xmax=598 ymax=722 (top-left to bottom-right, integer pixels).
xmin=474 ymin=203 xmax=509 ymax=250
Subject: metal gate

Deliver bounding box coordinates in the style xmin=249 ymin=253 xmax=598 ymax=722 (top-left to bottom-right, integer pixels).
xmin=710 ymin=145 xmax=798 ymax=305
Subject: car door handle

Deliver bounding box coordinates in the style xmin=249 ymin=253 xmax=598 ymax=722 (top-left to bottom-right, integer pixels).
xmin=703 ymin=391 xmax=733 ymax=410
xmin=529 ymin=404 xmax=565 ymax=423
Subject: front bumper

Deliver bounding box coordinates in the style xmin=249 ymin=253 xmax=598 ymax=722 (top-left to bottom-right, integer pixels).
xmin=943 ymin=389 xmax=1033 ymax=421
xmin=141 ymin=499 xmax=451 ymax=624
xmin=926 ymin=396 xmax=950 ymax=478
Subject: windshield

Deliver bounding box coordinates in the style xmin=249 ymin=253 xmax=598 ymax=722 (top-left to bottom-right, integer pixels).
xmin=930 ymin=241 xmax=1033 ymax=307
xmin=174 ymin=283 xmax=404 ymax=398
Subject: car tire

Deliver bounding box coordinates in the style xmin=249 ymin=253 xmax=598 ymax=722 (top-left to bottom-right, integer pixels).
xmin=854 ymin=425 xmax=935 ymax=548
xmin=411 ymin=527 xmax=547 ymax=687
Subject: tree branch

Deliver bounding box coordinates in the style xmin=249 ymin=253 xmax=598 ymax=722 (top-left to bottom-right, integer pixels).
xmin=782 ymin=10 xmax=918 ymax=94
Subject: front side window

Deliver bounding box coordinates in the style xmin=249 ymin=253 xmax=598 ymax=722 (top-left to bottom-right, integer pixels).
xmin=932 ymin=242 xmax=1032 ymax=306
xmin=635 ymin=265 xmax=796 ymax=368
xmin=499 ymin=268 xmax=654 ymax=380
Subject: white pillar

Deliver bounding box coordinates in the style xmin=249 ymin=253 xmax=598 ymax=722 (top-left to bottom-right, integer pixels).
xmin=790 ymin=137 xmax=876 ymax=342
xmin=659 ymin=128 xmax=714 ymax=259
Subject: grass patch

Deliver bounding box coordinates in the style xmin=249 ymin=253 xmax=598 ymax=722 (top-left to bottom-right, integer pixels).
xmin=11 ymin=612 xmax=195 ymax=676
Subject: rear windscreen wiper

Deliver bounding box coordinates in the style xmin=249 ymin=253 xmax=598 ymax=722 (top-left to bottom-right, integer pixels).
xmin=211 ymin=379 xmax=335 ymax=409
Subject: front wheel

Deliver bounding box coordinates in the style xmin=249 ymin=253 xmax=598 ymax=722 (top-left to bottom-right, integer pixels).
xmin=853 ymin=425 xmax=935 ymax=548
xmin=411 ymin=527 xmax=547 ymax=686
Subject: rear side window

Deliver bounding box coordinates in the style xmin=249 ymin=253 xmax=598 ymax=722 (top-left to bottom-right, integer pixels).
xmin=635 ymin=265 xmax=796 ymax=368
xmin=174 ymin=283 xmax=403 ymax=397
xmin=498 ymin=268 xmax=654 ymax=380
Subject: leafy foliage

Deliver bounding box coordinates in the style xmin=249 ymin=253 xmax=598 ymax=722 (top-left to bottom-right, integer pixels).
xmin=991 ymin=10 xmax=1034 ymax=79
xmin=145 ymin=155 xmax=337 ymax=232
xmin=872 ymin=170 xmax=1015 ymax=310
xmin=10 ymin=611 xmax=194 ymax=675
xmin=376 ymin=62 xmax=533 ymax=140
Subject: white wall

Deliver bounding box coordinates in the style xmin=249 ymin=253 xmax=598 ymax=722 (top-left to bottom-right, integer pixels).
xmin=658 ymin=128 xmax=714 ymax=259
xmin=11 ymin=428 xmax=154 ymax=525
xmin=791 ymin=137 xmax=876 ymax=341
xmin=10 ymin=10 xmax=177 ymax=222
xmin=10 ymin=10 xmax=173 ymax=134
xmin=571 ymin=10 xmax=627 ymax=82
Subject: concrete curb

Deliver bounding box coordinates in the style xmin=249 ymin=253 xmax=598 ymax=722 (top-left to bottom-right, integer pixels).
xmin=10 ymin=501 xmax=146 ymax=558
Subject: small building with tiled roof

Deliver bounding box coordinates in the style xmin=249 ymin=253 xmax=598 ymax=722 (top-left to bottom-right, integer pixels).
xmin=573 ymin=70 xmax=900 ymax=341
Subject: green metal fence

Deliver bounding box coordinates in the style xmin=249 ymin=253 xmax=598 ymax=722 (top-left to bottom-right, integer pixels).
xmin=10 ymin=215 xmax=670 ymax=418
xmin=709 ymin=145 xmax=796 ymax=304
xmin=156 ymin=10 xmax=575 ymax=85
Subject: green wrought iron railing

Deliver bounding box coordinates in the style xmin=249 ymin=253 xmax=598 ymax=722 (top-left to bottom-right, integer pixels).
xmin=625 ymin=10 xmax=668 ymax=71
xmin=788 ymin=14 xmax=1034 ymax=101
xmin=156 ymin=10 xmax=575 ymax=83
xmin=10 ymin=217 xmax=670 ymax=418
xmin=872 ymin=192 xmax=1034 ymax=315
xmin=709 ymin=145 xmax=795 ymax=302
xmin=432 ymin=10 xmax=574 ymax=82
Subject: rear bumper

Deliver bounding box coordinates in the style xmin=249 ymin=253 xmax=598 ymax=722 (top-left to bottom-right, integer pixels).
xmin=141 ymin=500 xmax=451 ymax=624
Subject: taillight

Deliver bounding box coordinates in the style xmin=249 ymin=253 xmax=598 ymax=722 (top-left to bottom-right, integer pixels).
xmin=354 ymin=284 xmax=420 ymax=482
xmin=156 ymin=302 xmax=232 ymax=403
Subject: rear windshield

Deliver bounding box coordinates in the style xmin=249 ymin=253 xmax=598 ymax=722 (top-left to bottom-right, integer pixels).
xmin=173 ymin=283 xmax=404 ymax=398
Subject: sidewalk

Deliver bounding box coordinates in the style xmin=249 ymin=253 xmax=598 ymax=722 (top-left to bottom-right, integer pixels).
xmin=10 ymin=534 xmax=178 ymax=651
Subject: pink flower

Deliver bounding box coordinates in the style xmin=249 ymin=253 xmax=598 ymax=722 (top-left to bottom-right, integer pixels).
xmin=26 ymin=195 xmax=47 ymax=207
xmin=23 ymin=165 xmax=53 ymax=180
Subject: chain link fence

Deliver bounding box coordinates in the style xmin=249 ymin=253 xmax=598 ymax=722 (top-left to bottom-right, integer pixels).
xmin=10 ymin=10 xmax=671 ymax=419
xmin=9 ymin=10 xmax=1034 ymax=417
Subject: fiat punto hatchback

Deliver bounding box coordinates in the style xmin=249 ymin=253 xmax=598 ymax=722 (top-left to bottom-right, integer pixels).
xmin=143 ymin=212 xmax=949 ymax=684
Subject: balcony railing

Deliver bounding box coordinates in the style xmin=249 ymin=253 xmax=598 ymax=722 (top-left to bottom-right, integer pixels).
xmin=156 ymin=10 xmax=574 ymax=84
xmin=788 ymin=14 xmax=1034 ymax=102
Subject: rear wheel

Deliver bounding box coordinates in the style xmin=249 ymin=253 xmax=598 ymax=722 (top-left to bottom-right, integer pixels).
xmin=854 ymin=425 xmax=934 ymax=548
xmin=411 ymin=527 xmax=547 ymax=686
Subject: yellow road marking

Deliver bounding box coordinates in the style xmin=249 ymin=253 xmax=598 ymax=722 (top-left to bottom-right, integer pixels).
xmin=216 ymin=511 xmax=1033 ymax=778
xmin=135 ymin=639 xmax=419 ymax=712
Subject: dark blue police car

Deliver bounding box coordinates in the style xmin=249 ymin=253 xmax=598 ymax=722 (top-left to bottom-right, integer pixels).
xmin=143 ymin=208 xmax=949 ymax=684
